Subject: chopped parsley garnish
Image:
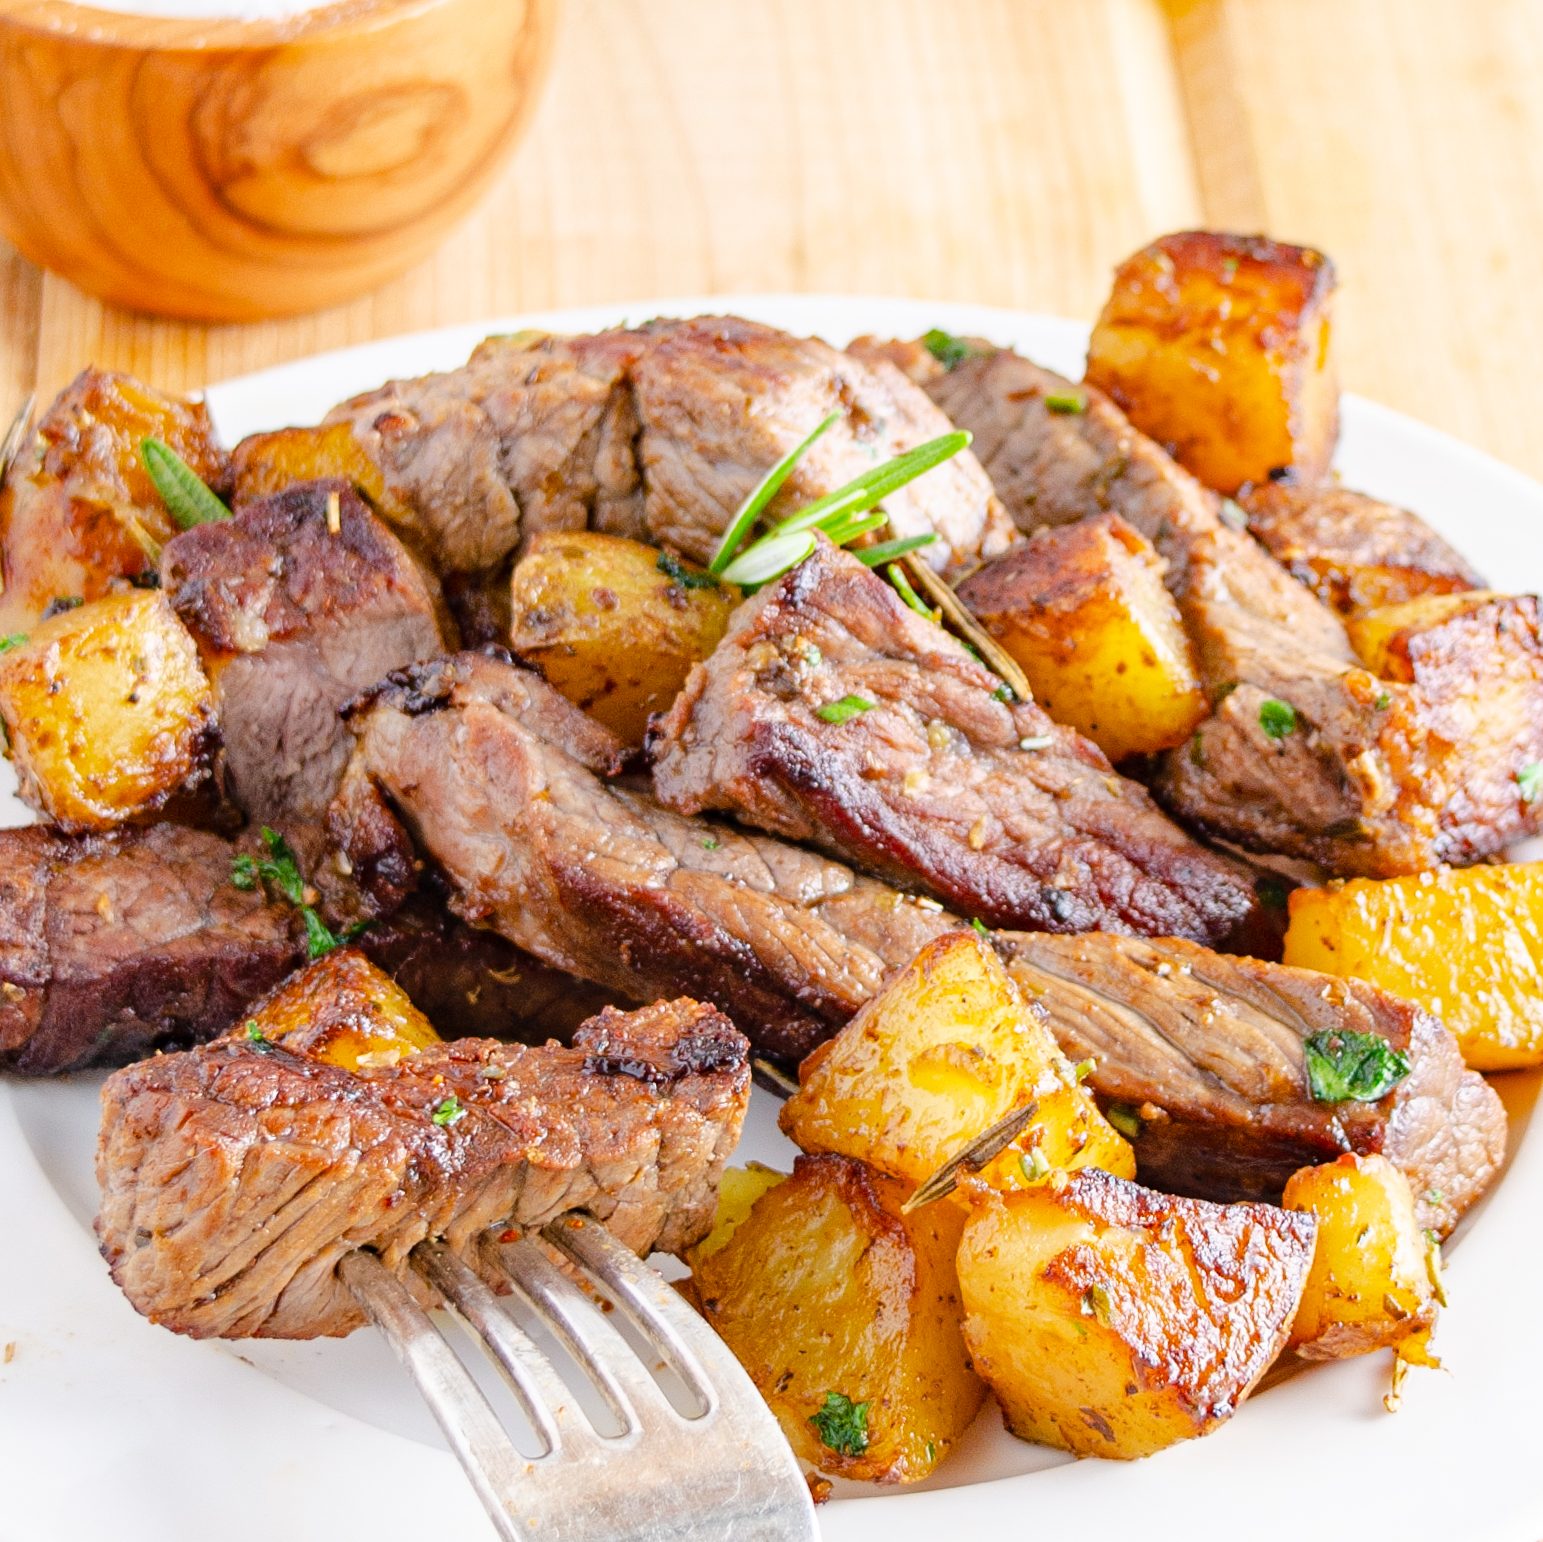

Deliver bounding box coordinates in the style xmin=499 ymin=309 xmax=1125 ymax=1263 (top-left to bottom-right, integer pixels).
xmin=1303 ymin=1029 xmax=1411 ymax=1103
xmin=702 ymin=836 xmax=721 ymax=851
xmin=992 ymin=682 xmax=1013 ymax=703
xmin=655 ymin=551 xmax=720 ymax=590
xmin=231 ymin=827 xmax=349 ymax=959
xmin=1374 ymin=691 xmax=1392 ymax=711
xmin=922 ymin=328 xmax=974 ymax=371
xmin=245 ymin=1019 xmax=274 ymax=1054
xmin=141 ymin=437 xmax=231 ymax=530
xmin=970 ymin=917 xmax=990 ymax=937
xmin=809 ymin=1391 xmax=869 ymax=1456
xmin=1255 ymin=874 xmax=1289 ymax=911
xmin=431 ymin=1094 xmax=466 ymax=1127
xmin=1044 ymin=390 xmax=1087 ymax=415
xmin=0 ymin=633 xmax=25 ymax=654
xmin=885 ymin=560 xmax=941 ymax=622
xmin=1019 ymin=1146 xmax=1051 ymax=1182
xmin=815 ymin=694 xmax=876 ymax=725
xmin=1516 ymin=762 xmax=1542 ymax=804
xmin=1072 ymin=1058 xmax=1095 ymax=1083
xmin=1105 ymin=1102 xmax=1143 ymax=1140
xmin=1081 ymin=1284 xmax=1113 ymax=1324
xmin=1258 ymin=698 xmax=1298 ymax=740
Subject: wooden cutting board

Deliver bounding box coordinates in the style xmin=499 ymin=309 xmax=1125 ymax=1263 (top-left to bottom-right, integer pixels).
xmin=4 ymin=0 xmax=1542 ymax=481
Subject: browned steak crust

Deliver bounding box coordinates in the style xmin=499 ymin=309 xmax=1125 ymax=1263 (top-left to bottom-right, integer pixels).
xmin=96 ymin=997 xmax=749 ymax=1338
xmin=332 ymin=653 xmax=957 ymax=1065
xmin=997 ymin=930 xmax=1506 ymax=1236
xmin=0 ymin=821 xmax=609 ymax=1075
xmin=317 ymin=316 xmax=1013 ymax=583
xmin=650 ymin=539 xmax=1271 ymax=950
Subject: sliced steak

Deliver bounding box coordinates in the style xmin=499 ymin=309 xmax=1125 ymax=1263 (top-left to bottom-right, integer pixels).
xmin=650 ymin=538 xmax=1272 ymax=950
xmin=914 ymin=345 xmax=1543 ymax=873
xmin=1240 ymin=481 xmax=1486 ymax=616
xmin=0 ymin=822 xmax=610 ymax=1075
xmin=162 ymin=480 xmax=452 ymax=869
xmin=317 ymin=317 xmax=1013 ymax=584
xmin=332 ymin=652 xmax=957 ymax=1065
xmin=97 ymin=996 xmax=749 ymax=1338
xmin=996 ymin=930 xmax=1506 ymax=1236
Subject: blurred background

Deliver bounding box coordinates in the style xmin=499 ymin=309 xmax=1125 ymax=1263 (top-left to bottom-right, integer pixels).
xmin=4 ymin=0 xmax=1542 ymax=475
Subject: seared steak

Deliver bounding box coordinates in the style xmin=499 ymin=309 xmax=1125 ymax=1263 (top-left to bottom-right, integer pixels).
xmin=317 ymin=316 xmax=1013 ymax=583
xmin=1240 ymin=481 xmax=1485 ymax=616
xmin=332 ymin=653 xmax=957 ymax=1064
xmin=0 ymin=822 xmax=609 ymax=1075
xmin=162 ymin=480 xmax=451 ymax=869
xmin=909 ymin=344 xmax=1543 ymax=873
xmin=97 ymin=996 xmax=749 ymax=1338
xmin=997 ymin=930 xmax=1506 ymax=1236
xmin=650 ymin=539 xmax=1272 ymax=950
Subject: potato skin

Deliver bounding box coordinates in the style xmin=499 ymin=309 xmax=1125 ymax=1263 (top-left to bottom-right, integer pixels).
xmin=690 ymin=1152 xmax=986 ymax=1483
xmin=0 ymin=590 xmax=215 ymax=830
xmin=781 ymin=931 xmax=1134 ymax=1193
xmin=1284 ymin=864 xmax=1543 ymax=1070
xmin=1086 ymin=231 xmax=1338 ymax=494
xmin=1282 ymin=1153 xmax=1438 ymax=1360
xmin=509 ymin=531 xmax=739 ymax=744
xmin=956 ymin=513 xmax=1206 ymax=761
xmin=0 ymin=370 xmax=229 ymax=634
xmin=244 ymin=948 xmax=441 ymax=1072
xmin=956 ymin=1169 xmax=1315 ymax=1460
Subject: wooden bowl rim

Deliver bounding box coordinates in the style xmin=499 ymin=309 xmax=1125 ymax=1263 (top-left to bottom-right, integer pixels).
xmin=0 ymin=0 xmax=476 ymax=50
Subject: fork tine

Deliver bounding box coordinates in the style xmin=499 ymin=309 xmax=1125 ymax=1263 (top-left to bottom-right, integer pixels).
xmin=409 ymin=1241 xmax=569 ymax=1457
xmin=488 ymin=1235 xmax=679 ymax=1435
xmin=338 ymin=1251 xmax=529 ymax=1542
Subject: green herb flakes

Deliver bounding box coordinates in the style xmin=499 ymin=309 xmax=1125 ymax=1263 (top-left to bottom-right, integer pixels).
xmin=1020 ymin=1147 xmax=1051 ymax=1182
xmin=922 ymin=328 xmax=973 ymax=371
xmin=1255 ymin=874 xmax=1289 ymax=912
xmin=702 ymin=836 xmax=721 ymax=851
xmin=1303 ymin=1029 xmax=1411 ymax=1104
xmin=1516 ymin=762 xmax=1542 ymax=804
xmin=809 ymin=1391 xmax=869 ymax=1457
xmin=656 ymin=551 xmax=720 ymax=590
xmin=1258 ymin=698 xmax=1298 ymax=740
xmin=431 ymin=1094 xmax=466 ymax=1128
xmin=1072 ymin=1058 xmax=1095 ymax=1083
xmin=1080 ymin=1284 xmax=1113 ymax=1325
xmin=1105 ymin=1102 xmax=1143 ymax=1140
xmin=970 ymin=917 xmax=990 ymax=938
xmin=1044 ymin=391 xmax=1087 ymax=415
xmin=1374 ymin=691 xmax=1392 ymax=711
xmin=815 ymin=694 xmax=876 ymax=725
xmin=232 ymin=827 xmax=343 ymax=959
xmin=0 ymin=633 xmax=26 ymax=654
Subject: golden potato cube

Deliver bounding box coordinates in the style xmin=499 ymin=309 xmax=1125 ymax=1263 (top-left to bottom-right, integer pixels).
xmin=691 ymin=1152 xmax=985 ymax=1482
xmin=0 ymin=369 xmax=228 ymax=634
xmin=781 ymin=931 xmax=1134 ymax=1193
xmin=1282 ymin=1153 xmax=1439 ymax=1361
xmin=0 ymin=590 xmax=214 ymax=830
xmin=956 ymin=514 xmax=1206 ymax=761
xmin=230 ymin=424 xmax=409 ymax=525
xmin=1283 ymin=864 xmax=1543 ymax=1070
xmin=1344 ymin=589 xmax=1504 ymax=679
xmin=509 ymin=531 xmax=739 ymax=745
xmin=684 ymin=1163 xmax=788 ymax=1267
xmin=243 ymin=947 xmax=441 ymax=1072
xmin=956 ymin=1169 xmax=1315 ymax=1460
xmin=1086 ymin=230 xmax=1338 ymax=494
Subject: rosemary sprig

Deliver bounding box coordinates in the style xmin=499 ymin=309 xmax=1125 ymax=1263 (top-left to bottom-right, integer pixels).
xmin=854 ymin=533 xmax=938 ymax=567
xmin=709 ymin=411 xmax=839 ymax=575
xmin=141 ymin=438 xmax=231 ymax=530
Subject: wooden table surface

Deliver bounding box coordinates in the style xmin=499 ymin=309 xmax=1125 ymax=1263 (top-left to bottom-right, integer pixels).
xmin=5 ymin=0 xmax=1543 ymax=479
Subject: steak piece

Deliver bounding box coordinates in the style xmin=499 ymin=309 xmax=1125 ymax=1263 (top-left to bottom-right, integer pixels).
xmin=996 ymin=930 xmax=1506 ymax=1236
xmin=332 ymin=652 xmax=957 ymax=1065
xmin=162 ymin=479 xmax=452 ymax=870
xmin=317 ymin=316 xmax=1013 ymax=583
xmin=650 ymin=538 xmax=1272 ymax=951
xmin=907 ymin=344 xmax=1543 ymax=874
xmin=97 ymin=996 xmax=749 ymax=1338
xmin=1239 ymin=481 xmax=1486 ymax=616
xmin=0 ymin=821 xmax=610 ymax=1075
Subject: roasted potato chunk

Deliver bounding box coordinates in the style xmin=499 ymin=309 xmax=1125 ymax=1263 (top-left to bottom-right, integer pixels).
xmin=0 ymin=369 xmax=229 ymax=634
xmin=1086 ymin=231 xmax=1338 ymax=494
xmin=244 ymin=948 xmax=441 ymax=1071
xmin=509 ymin=532 xmax=739 ymax=744
xmin=1283 ymin=863 xmax=1543 ymax=1069
xmin=781 ymin=932 xmax=1134 ymax=1192
xmin=684 ymin=1163 xmax=788 ymax=1267
xmin=0 ymin=590 xmax=214 ymax=830
xmin=230 ymin=423 xmax=409 ymax=525
xmin=956 ymin=514 xmax=1206 ymax=760
xmin=1282 ymin=1154 xmax=1439 ymax=1361
xmin=1344 ymin=589 xmax=1508 ymax=679
xmin=690 ymin=1152 xmax=985 ymax=1482
xmin=956 ymin=1169 xmax=1315 ymax=1459
xmin=1240 ymin=483 xmax=1483 ymax=617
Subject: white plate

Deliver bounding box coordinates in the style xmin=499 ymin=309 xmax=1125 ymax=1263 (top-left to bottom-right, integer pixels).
xmin=2 ymin=297 xmax=1541 ymax=1542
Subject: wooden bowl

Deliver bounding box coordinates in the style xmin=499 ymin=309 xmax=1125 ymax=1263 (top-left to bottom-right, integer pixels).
xmin=0 ymin=0 xmax=556 ymax=320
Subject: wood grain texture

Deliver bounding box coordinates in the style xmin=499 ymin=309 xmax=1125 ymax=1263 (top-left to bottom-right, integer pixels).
xmin=3 ymin=0 xmax=1542 ymax=482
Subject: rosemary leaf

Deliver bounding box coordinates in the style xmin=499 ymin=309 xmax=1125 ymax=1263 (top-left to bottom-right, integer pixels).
xmin=855 ymin=533 xmax=938 ymax=567
xmin=719 ymin=529 xmax=817 ymax=588
xmin=141 ymin=438 xmax=230 ymax=530
xmin=772 ymin=431 xmax=971 ymax=541
xmin=885 ymin=562 xmax=940 ymax=622
xmin=709 ymin=411 xmax=839 ymax=574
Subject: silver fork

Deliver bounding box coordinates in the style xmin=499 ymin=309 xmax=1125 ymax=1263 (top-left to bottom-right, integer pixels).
xmin=338 ymin=1215 xmax=820 ymax=1542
